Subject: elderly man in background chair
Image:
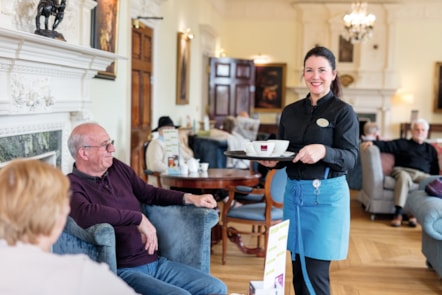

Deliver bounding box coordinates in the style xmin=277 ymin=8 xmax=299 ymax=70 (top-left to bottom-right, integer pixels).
xmin=361 ymin=118 xmax=439 ymax=227
xmin=67 ymin=122 xmax=227 ymax=295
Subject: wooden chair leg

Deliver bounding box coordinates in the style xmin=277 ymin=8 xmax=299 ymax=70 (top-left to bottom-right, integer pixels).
xmin=222 ymin=224 xmax=228 ymax=265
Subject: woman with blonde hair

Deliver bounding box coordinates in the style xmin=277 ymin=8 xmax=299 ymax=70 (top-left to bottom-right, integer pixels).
xmin=0 ymin=159 xmax=137 ymax=294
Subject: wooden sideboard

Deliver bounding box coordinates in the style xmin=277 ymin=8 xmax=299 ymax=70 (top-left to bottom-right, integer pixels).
xmin=399 ymin=122 xmax=442 ymax=138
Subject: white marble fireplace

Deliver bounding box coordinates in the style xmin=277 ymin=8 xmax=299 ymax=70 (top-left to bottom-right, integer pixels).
xmin=0 ymin=9 xmax=118 ymax=173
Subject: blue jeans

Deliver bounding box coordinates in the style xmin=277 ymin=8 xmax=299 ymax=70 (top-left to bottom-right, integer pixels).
xmin=117 ymin=256 xmax=227 ymax=295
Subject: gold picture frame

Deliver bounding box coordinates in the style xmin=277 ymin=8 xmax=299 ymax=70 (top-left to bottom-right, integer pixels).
xmin=434 ymin=62 xmax=442 ymax=113
xmin=254 ymin=63 xmax=287 ymax=112
xmin=176 ymin=32 xmax=191 ymax=105
xmin=91 ymin=0 xmax=120 ymax=80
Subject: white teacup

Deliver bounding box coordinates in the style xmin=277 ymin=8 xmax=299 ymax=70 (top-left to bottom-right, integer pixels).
xmin=252 ymin=141 xmax=275 ymax=157
xmin=199 ymin=162 xmax=209 ymax=172
xmin=244 ymin=142 xmax=255 ymax=155
xmin=268 ymin=139 xmax=289 ymax=156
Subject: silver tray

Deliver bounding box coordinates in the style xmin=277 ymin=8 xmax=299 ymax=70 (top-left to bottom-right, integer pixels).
xmin=224 ymin=150 xmax=296 ymax=161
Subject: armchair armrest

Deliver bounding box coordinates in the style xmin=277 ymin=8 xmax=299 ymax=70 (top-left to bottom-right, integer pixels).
xmin=52 ymin=216 xmax=117 ymax=273
xmin=406 ymin=190 xmax=442 ymax=240
xmin=143 ymin=205 xmax=218 ymax=273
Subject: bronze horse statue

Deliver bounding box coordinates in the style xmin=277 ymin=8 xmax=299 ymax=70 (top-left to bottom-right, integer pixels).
xmin=35 ymin=0 xmax=66 ymax=31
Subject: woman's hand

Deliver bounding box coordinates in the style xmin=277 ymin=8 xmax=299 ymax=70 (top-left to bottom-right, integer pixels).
xmin=293 ymin=144 xmax=325 ymax=164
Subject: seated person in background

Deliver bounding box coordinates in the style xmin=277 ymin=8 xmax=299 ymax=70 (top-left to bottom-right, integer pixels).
xmin=238 ymin=111 xmax=249 ymax=118
xmin=0 ymin=159 xmax=137 ymax=294
xmin=235 ymin=111 xmax=260 ymax=141
xmin=361 ymin=118 xmax=440 ymax=227
xmin=222 ymin=116 xmax=251 ymax=170
xmin=146 ymin=116 xmax=194 ymax=174
xmin=361 ymin=121 xmax=382 ymax=141
xmin=67 ymin=122 xmax=227 ymax=295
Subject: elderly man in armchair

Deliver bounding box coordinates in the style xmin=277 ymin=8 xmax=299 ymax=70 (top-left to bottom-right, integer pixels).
xmin=361 ymin=118 xmax=439 ymax=227
xmin=66 ymin=122 xmax=227 ymax=295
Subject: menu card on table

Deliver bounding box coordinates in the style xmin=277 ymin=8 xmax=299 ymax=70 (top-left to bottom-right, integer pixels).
xmin=163 ymin=129 xmax=180 ymax=175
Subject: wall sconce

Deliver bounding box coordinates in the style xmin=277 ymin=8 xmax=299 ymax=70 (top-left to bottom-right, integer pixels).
xmin=133 ymin=16 xmax=164 ymax=29
xmin=183 ymin=28 xmax=194 ymax=40
xmin=393 ymin=89 xmax=414 ymax=105
xmin=217 ymin=48 xmax=227 ymax=57
xmin=252 ymin=53 xmax=271 ymax=64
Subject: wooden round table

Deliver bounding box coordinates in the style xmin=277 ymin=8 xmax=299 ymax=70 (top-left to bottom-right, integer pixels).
xmin=161 ymin=168 xmax=261 ymax=247
xmin=160 ymin=168 xmax=261 ymax=190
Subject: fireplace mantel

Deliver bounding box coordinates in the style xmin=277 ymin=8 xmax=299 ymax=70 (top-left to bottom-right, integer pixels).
xmin=0 ymin=27 xmax=124 ymax=173
xmin=0 ymin=27 xmax=122 ymax=115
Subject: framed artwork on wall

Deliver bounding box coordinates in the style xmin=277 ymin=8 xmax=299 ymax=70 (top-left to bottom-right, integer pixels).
xmin=338 ymin=36 xmax=354 ymax=63
xmin=434 ymin=62 xmax=442 ymax=113
xmin=254 ymin=63 xmax=287 ymax=112
xmin=176 ymin=32 xmax=191 ymax=105
xmin=91 ymin=0 xmax=120 ymax=80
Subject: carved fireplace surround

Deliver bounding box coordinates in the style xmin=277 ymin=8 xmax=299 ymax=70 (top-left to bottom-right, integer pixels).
xmin=0 ymin=27 xmax=118 ymax=173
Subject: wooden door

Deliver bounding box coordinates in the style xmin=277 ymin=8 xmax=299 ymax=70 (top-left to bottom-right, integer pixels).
xmin=131 ymin=22 xmax=153 ymax=180
xmin=208 ymin=57 xmax=255 ymax=128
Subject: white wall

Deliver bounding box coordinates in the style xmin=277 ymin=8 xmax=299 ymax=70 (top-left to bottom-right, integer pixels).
xmin=394 ymin=19 xmax=442 ymax=134
xmin=220 ymin=1 xmax=442 ymax=138
xmin=90 ymin=0 xmax=223 ymax=163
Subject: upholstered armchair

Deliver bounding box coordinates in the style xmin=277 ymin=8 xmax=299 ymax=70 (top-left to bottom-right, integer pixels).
xmin=53 ymin=205 xmax=219 ymax=274
xmin=357 ymin=144 xmax=419 ymax=220
xmin=405 ymin=176 xmax=442 ymax=278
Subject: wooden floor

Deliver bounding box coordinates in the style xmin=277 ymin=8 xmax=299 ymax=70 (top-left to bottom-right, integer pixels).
xmin=210 ymin=190 xmax=442 ymax=295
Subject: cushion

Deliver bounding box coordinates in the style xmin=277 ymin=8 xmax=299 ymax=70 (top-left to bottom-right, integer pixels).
xmin=383 ymin=176 xmax=396 ymax=190
xmin=381 ymin=153 xmax=395 ymax=176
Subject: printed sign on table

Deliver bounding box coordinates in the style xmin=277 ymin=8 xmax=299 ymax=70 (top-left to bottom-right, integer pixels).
xmin=163 ymin=129 xmax=180 ymax=175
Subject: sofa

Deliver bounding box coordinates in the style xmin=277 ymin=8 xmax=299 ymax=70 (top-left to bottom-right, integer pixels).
xmin=405 ymin=176 xmax=442 ymax=278
xmin=52 ymin=205 xmax=219 ymax=274
xmin=358 ymin=144 xmax=419 ymax=220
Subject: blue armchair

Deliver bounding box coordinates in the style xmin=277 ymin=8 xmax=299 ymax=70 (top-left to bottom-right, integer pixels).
xmin=405 ymin=176 xmax=442 ymax=278
xmin=53 ymin=205 xmax=219 ymax=274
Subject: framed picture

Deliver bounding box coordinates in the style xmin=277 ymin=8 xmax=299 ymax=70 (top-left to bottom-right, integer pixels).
xmin=434 ymin=62 xmax=442 ymax=113
xmin=254 ymin=63 xmax=287 ymax=112
xmin=176 ymin=32 xmax=191 ymax=105
xmin=91 ymin=0 xmax=120 ymax=80
xmin=338 ymin=36 xmax=354 ymax=63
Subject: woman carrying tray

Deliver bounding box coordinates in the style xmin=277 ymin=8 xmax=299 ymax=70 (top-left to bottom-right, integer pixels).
xmin=258 ymin=46 xmax=359 ymax=295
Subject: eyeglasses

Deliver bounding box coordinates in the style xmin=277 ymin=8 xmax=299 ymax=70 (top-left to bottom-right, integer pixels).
xmin=83 ymin=139 xmax=115 ymax=152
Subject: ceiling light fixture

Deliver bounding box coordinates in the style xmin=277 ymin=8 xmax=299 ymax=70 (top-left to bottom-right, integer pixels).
xmin=342 ymin=2 xmax=376 ymax=44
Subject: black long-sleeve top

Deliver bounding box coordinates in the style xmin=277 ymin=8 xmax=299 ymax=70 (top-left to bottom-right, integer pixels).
xmin=278 ymin=91 xmax=359 ymax=180
xmin=372 ymin=138 xmax=439 ymax=175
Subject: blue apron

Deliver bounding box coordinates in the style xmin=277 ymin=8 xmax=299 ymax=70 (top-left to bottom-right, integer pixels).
xmin=284 ymin=175 xmax=350 ymax=294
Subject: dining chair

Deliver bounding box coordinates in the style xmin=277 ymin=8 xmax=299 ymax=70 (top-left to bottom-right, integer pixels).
xmin=221 ymin=167 xmax=287 ymax=264
xmin=143 ymin=140 xmax=162 ymax=188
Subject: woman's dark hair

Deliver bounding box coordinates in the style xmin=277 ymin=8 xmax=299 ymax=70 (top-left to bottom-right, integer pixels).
xmin=303 ymin=46 xmax=343 ymax=98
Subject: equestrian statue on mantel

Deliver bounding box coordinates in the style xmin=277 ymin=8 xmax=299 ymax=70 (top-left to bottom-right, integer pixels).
xmin=35 ymin=0 xmax=67 ymax=41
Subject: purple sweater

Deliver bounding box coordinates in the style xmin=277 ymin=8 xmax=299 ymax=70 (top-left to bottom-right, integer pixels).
xmin=68 ymin=158 xmax=184 ymax=268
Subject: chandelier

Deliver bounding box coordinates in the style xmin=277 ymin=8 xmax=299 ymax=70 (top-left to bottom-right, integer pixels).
xmin=342 ymin=2 xmax=376 ymax=44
